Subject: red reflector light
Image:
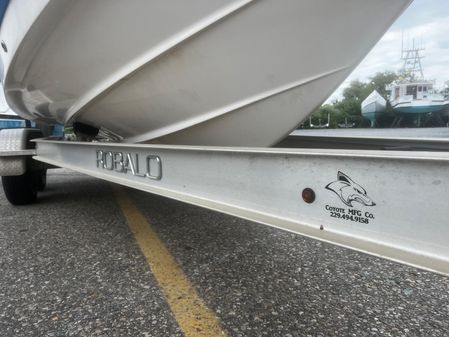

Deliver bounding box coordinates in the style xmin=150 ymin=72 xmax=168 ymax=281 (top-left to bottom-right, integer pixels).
xmin=302 ymin=188 xmax=315 ymax=203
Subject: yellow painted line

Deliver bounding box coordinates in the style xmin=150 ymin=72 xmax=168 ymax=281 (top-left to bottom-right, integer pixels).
xmin=114 ymin=186 xmax=226 ymax=337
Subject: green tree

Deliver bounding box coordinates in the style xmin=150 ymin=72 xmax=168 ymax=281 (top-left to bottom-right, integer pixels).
xmin=342 ymin=79 xmax=369 ymax=102
xmin=305 ymin=70 xmax=400 ymax=128
xmin=366 ymin=71 xmax=399 ymax=98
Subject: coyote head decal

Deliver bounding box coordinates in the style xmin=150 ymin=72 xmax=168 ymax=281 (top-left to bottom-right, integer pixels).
xmin=326 ymin=172 xmax=375 ymax=207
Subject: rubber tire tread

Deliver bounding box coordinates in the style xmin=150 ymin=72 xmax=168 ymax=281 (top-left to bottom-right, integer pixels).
xmin=36 ymin=170 xmax=47 ymax=192
xmin=2 ymin=171 xmax=38 ymax=205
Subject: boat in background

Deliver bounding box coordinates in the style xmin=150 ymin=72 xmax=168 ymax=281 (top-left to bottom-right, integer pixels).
xmin=361 ymin=90 xmax=387 ymax=127
xmin=389 ymin=42 xmax=448 ymax=126
xmin=438 ymin=82 xmax=449 ymax=124
xmin=390 ymin=81 xmax=446 ymax=114
xmin=0 ymin=0 xmax=412 ymax=146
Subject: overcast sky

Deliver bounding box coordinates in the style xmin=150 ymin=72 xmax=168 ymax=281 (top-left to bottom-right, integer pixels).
xmin=328 ymin=0 xmax=449 ymax=102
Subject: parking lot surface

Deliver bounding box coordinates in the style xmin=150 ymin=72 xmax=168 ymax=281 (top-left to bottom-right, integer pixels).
xmin=1 ymin=169 xmax=448 ymax=337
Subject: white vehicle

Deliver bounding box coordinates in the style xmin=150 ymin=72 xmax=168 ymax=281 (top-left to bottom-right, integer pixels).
xmin=3 ymin=1 xmax=449 ymax=278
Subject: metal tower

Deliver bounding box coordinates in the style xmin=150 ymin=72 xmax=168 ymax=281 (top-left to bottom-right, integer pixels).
xmin=401 ymin=37 xmax=425 ymax=79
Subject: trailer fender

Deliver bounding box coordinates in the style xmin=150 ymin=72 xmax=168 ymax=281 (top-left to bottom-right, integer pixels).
xmin=0 ymin=128 xmax=30 ymax=176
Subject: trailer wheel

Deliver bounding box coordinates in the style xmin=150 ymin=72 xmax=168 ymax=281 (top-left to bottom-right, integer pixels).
xmin=35 ymin=169 xmax=47 ymax=191
xmin=1 ymin=171 xmax=38 ymax=205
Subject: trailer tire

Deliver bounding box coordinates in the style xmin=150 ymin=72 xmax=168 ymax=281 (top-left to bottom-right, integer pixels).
xmin=1 ymin=171 xmax=38 ymax=205
xmin=35 ymin=169 xmax=47 ymax=191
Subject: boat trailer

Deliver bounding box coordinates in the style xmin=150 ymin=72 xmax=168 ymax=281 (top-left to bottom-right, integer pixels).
xmin=1 ymin=128 xmax=449 ymax=276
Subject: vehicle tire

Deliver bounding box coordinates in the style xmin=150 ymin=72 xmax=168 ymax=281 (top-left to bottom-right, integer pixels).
xmin=35 ymin=169 xmax=47 ymax=192
xmin=1 ymin=171 xmax=38 ymax=205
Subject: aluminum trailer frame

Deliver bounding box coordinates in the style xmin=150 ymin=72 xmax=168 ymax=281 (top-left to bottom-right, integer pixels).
xmin=0 ymin=128 xmax=448 ymax=276
xmin=277 ymin=133 xmax=449 ymax=151
xmin=20 ymin=137 xmax=448 ymax=276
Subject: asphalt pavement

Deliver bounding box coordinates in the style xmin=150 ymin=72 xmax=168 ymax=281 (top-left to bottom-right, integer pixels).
xmin=0 ymin=169 xmax=448 ymax=337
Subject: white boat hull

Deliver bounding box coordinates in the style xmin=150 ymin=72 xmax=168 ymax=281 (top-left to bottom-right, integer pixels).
xmin=361 ymin=91 xmax=387 ymax=115
xmin=361 ymin=90 xmax=388 ymax=126
xmin=1 ymin=0 xmax=411 ymax=146
xmin=362 ymin=101 xmax=387 ymax=115
xmin=392 ymin=100 xmax=447 ymax=114
xmin=437 ymin=100 xmax=449 ymax=117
